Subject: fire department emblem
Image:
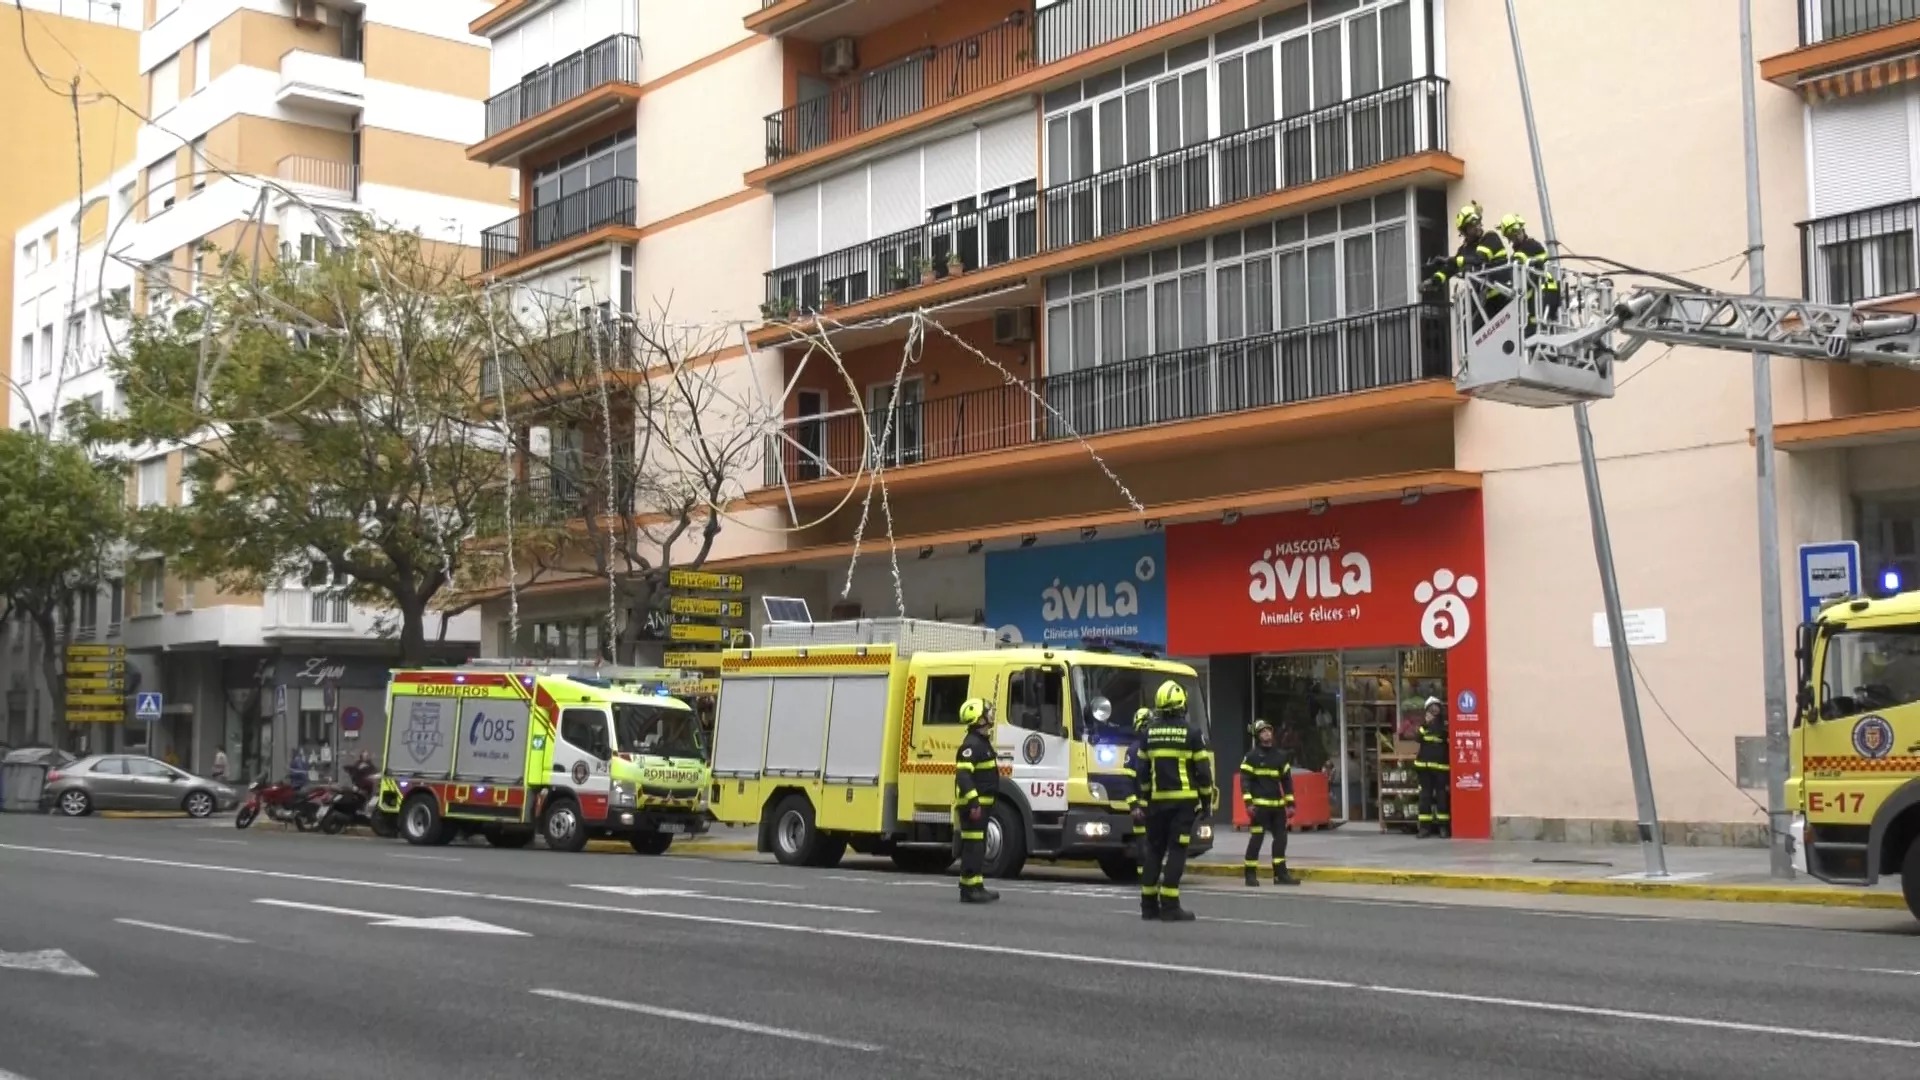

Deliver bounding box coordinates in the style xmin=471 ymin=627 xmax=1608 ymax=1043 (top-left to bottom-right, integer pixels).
xmin=1021 ymin=733 xmax=1045 ymax=765
xmin=402 ymin=704 xmax=445 ymax=765
xmin=570 ymin=761 xmax=591 ymax=785
xmin=1852 ymin=715 xmax=1894 ymax=760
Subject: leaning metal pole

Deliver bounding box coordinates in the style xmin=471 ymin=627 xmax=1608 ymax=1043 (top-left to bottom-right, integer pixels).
xmin=1504 ymin=0 xmax=1668 ymax=875
xmin=1739 ymin=0 xmax=1795 ymax=880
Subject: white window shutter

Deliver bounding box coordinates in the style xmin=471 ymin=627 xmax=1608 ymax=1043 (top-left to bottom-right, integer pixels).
xmin=978 ymin=114 xmax=1037 ymax=192
xmin=922 ymin=130 xmax=980 ymax=208
xmin=773 ymin=186 xmax=821 ymax=267
xmin=1810 ymin=92 xmax=1914 ymax=218
xmin=869 ymin=151 xmax=922 ymax=236
xmin=818 ymin=169 xmax=869 ymax=252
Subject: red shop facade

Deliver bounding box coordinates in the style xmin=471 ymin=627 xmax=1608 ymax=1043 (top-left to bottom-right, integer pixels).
xmin=1165 ymin=490 xmax=1491 ymax=839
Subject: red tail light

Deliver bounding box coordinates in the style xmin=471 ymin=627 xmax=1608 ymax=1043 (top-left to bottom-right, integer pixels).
xmin=44 ymin=770 xmax=62 ymax=783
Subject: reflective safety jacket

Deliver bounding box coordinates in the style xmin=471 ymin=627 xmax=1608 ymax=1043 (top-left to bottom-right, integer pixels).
xmin=1505 ymin=235 xmax=1558 ymax=291
xmin=1132 ymin=718 xmax=1214 ymax=805
xmin=1431 ymin=231 xmax=1509 ymax=287
xmin=1239 ymin=745 xmax=1294 ymax=807
xmin=954 ymin=729 xmax=1001 ymax=808
xmin=1416 ymin=712 xmax=1450 ymax=771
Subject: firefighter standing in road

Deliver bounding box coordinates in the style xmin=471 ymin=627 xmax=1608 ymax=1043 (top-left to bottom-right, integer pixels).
xmin=1424 ymin=202 xmax=1511 ymax=325
xmin=1124 ymin=707 xmax=1154 ymax=886
xmin=1414 ymin=696 xmax=1451 ymax=838
xmin=1131 ymin=681 xmax=1214 ymax=922
xmin=954 ymin=698 xmax=1002 ymax=903
xmin=1497 ymin=213 xmax=1560 ymax=326
xmin=1240 ymin=721 xmax=1299 ymax=887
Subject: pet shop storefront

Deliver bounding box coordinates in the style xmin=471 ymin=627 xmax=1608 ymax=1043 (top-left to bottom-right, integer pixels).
xmin=1164 ymin=491 xmax=1492 ymax=839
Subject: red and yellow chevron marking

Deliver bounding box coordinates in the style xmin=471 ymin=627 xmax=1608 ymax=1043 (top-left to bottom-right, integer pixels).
xmin=898 ymin=675 xmax=919 ymax=773
xmin=721 ymin=652 xmax=895 ymax=672
xmin=1804 ymin=756 xmax=1920 ymax=774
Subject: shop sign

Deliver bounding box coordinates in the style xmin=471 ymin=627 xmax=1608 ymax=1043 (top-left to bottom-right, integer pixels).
xmin=1165 ymin=492 xmax=1485 ymax=656
xmin=985 ymin=535 xmax=1167 ymax=648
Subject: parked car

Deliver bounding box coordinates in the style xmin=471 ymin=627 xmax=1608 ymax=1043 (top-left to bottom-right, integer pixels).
xmin=41 ymin=755 xmax=240 ymax=819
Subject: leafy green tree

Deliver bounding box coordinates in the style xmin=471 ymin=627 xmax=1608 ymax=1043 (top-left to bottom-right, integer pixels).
xmin=99 ymin=221 xmax=522 ymax=663
xmin=0 ymin=429 xmax=126 ymax=738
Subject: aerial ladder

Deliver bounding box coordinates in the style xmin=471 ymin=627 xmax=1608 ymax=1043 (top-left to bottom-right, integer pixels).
xmin=1449 ymin=262 xmax=1920 ymax=407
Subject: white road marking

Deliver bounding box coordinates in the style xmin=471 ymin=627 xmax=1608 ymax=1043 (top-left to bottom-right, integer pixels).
xmin=0 ymin=1067 xmax=38 ymax=1080
xmin=1861 ymin=968 xmax=1920 ymax=977
xmin=197 ymin=839 xmax=247 ymax=846
xmin=673 ymin=875 xmax=803 ymax=890
xmin=254 ymin=898 xmax=528 ymax=936
xmin=1107 ymin=909 xmax=1306 ymax=928
xmin=113 ymin=918 xmax=252 ymax=944
xmin=572 ymin=884 xmax=874 ymax=915
xmin=388 ymin=853 xmax=462 ymax=863
xmin=0 ymin=949 xmax=94 ymax=977
xmin=531 ymin=989 xmax=880 ymax=1052
xmin=9 ymin=841 xmax=1915 ymax=1051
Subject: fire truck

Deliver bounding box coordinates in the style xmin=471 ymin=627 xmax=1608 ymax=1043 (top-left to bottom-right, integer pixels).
xmin=707 ymin=618 xmax=1214 ymax=880
xmin=372 ymin=661 xmax=710 ymax=854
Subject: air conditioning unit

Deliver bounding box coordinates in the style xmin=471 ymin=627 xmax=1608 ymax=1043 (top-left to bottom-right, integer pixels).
xmin=993 ymin=306 xmax=1035 ymax=345
xmin=292 ymin=0 xmax=330 ymax=28
xmin=820 ymin=37 xmax=858 ymax=77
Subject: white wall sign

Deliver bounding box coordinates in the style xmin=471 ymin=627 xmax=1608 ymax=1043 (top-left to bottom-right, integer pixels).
xmin=1592 ymin=608 xmax=1667 ymax=648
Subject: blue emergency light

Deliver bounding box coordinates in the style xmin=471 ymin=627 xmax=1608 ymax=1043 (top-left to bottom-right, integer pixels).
xmin=1880 ymin=566 xmax=1905 ymax=595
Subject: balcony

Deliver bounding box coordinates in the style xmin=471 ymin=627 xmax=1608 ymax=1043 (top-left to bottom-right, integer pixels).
xmin=473 ymin=34 xmax=643 ymax=167
xmin=481 ymin=176 xmax=638 ymax=274
xmin=481 ymin=322 xmax=646 ymax=400
xmin=765 ymin=77 xmax=1449 ymax=311
xmin=1765 ymin=1 xmax=1920 ymax=86
xmin=261 ymin=588 xmax=352 ymax=635
xmin=764 ymin=302 xmax=1449 ymax=486
xmin=1801 ymin=0 xmax=1920 ymax=45
xmin=275 ymin=155 xmax=358 ymax=201
xmin=1801 ymin=197 xmax=1920 ymax=306
xmin=276 ymin=49 xmax=365 ymax=115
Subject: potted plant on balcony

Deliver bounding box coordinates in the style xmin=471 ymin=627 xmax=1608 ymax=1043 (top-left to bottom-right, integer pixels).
xmin=818 ymin=284 xmax=841 ymax=313
xmin=759 ymin=296 xmax=799 ymax=322
xmin=913 ymin=257 xmax=936 ymax=287
xmin=945 ymin=251 xmax=965 ymax=277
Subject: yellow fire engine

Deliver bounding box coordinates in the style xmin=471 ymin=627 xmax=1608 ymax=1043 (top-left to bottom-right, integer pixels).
xmin=1791 ymin=590 xmax=1920 ymax=920
xmin=373 ymin=661 xmax=710 ymax=854
xmin=708 ymin=618 xmax=1214 ymax=879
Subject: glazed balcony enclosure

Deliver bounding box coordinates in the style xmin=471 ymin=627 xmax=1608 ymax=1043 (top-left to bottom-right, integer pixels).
xmin=1801 ymin=196 xmax=1920 ymax=306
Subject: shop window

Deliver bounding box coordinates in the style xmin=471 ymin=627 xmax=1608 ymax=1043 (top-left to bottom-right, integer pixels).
xmin=920 ymin=674 xmax=973 ymax=726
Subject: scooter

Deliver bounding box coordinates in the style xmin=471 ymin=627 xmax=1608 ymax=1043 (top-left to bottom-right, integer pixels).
xmin=312 ymin=781 xmax=374 ymax=835
xmin=234 ymin=778 xmax=326 ymax=830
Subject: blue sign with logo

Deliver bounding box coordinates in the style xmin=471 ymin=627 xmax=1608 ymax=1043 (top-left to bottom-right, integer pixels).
xmin=1456 ymin=690 xmax=1478 ymax=714
xmin=986 ymin=534 xmax=1167 ymax=648
xmin=1799 ymin=541 xmax=1860 ymax=623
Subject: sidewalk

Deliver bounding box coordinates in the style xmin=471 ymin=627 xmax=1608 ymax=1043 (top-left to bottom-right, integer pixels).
xmin=667 ymin=823 xmax=1911 ymax=911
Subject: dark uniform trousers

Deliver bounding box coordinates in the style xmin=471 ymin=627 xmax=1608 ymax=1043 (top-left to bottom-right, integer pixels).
xmin=1416 ymin=719 xmax=1451 ymax=834
xmin=1246 ymin=805 xmax=1289 ymax=870
xmin=1141 ymin=802 xmax=1199 ymax=902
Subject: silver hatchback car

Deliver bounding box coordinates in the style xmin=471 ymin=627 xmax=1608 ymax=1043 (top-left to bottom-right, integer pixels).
xmin=42 ymin=754 xmax=239 ymax=818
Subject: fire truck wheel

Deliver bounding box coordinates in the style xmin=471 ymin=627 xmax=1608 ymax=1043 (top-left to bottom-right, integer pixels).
xmin=806 ymin=836 xmax=847 ymax=869
xmin=629 ymin=832 xmax=672 ymax=856
xmin=1902 ymin=835 xmax=1920 ymax=922
xmin=1097 ymin=854 xmax=1139 ymax=883
xmin=541 ymin=797 xmax=590 ymax=853
xmin=983 ymin=802 xmax=1028 ymax=879
xmin=369 ymin=811 xmax=398 ymax=839
xmin=484 ymin=827 xmax=533 ymax=849
xmin=890 ymin=847 xmax=955 ymax=874
xmin=399 ymin=795 xmax=444 ymax=846
xmin=770 ymin=794 xmax=824 ymax=867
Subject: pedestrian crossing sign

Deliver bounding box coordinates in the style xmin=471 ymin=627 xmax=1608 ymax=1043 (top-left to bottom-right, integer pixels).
xmin=134 ymin=692 xmax=163 ymax=721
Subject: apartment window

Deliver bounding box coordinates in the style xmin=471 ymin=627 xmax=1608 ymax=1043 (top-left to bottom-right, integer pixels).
xmin=38 ymin=326 xmax=53 ymax=377
xmin=15 ymin=334 xmax=29 ymax=380
xmin=75 ymin=590 xmax=98 ymax=641
xmin=22 ymin=239 xmax=36 ymax=269
xmin=179 ymin=448 xmax=198 ymax=505
xmin=115 ymin=182 xmax=136 ymax=219
xmin=42 ymin=230 xmax=58 ymax=264
xmin=138 ymin=456 xmax=169 ymax=507
xmin=148 ymin=154 xmax=177 ymax=215
xmin=190 ymin=137 xmax=208 ymax=193
xmin=64 ymin=312 xmax=85 ymax=373
xmin=107 ymin=579 xmax=124 ymax=635
xmin=192 ymin=249 xmax=208 ymax=295
xmin=136 ymin=560 xmax=165 ymax=617
xmin=150 ymin=54 xmax=180 ymax=117
xmin=192 ymin=34 xmax=210 ymax=93
xmin=529 ymin=130 xmax=636 ymax=247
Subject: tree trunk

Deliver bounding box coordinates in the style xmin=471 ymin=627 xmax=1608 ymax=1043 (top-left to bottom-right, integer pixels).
xmin=32 ymin=609 xmax=67 ymax=749
xmin=398 ymin=602 xmax=429 ymax=665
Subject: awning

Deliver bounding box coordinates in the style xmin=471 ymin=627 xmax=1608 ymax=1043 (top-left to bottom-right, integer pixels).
xmin=1802 ymin=51 xmax=1920 ymax=102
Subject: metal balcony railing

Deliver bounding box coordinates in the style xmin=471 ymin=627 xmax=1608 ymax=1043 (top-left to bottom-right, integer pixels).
xmin=1800 ymin=196 xmax=1920 ymax=305
xmin=481 ymin=322 xmax=646 ymax=399
xmin=481 ymin=176 xmax=637 ymax=272
xmin=1801 ymin=0 xmax=1920 ymax=45
xmin=762 ymin=302 xmax=1450 ymax=486
xmin=764 ymin=14 xmax=1035 ymax=164
xmin=1034 ymin=0 xmax=1221 ymax=64
xmin=763 ymin=78 xmax=1448 ymax=310
xmin=485 ymin=33 xmax=642 ymax=139
xmin=275 ymin=155 xmax=358 ymax=199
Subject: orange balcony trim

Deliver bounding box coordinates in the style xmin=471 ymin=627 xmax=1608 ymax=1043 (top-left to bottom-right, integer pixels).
xmin=745 ymin=0 xmax=818 ymax=36
xmin=1761 ymin=19 xmax=1920 ymax=86
xmin=745 ymin=0 xmax=1277 ymax=189
xmin=468 ymin=82 xmax=644 ymax=167
xmin=1771 ymin=405 xmax=1920 ymax=451
xmin=472 ymin=0 xmax=535 ymax=37
xmin=719 ymin=468 xmax=1482 ymax=570
xmin=743 ymin=378 xmax=1463 ymax=507
xmin=747 ymin=150 xmax=1465 ymax=348
xmin=473 ymin=223 xmax=644 ymax=282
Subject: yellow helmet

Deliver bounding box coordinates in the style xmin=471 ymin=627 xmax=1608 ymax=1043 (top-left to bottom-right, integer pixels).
xmin=1153 ymin=680 xmax=1188 ymax=714
xmin=1134 ymin=706 xmax=1153 ymax=731
xmin=1498 ymin=213 xmax=1526 ymax=236
xmin=1252 ymin=719 xmax=1274 ymax=737
xmin=1454 ymin=201 xmax=1484 ymax=231
xmin=958 ymin=698 xmax=990 ymax=726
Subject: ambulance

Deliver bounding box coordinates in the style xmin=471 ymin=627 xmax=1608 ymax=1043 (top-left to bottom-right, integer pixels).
xmin=372 ymin=661 xmax=710 ymax=854
xmin=1790 ymin=590 xmax=1920 ymax=920
xmin=708 ymin=618 xmax=1214 ymax=880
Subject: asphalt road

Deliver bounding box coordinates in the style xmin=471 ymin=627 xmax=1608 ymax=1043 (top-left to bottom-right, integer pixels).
xmin=2 ymin=814 xmax=1918 ymax=1080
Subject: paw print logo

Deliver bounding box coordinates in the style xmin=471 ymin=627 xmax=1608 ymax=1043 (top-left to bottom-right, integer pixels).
xmin=1415 ymin=568 xmax=1479 ymax=650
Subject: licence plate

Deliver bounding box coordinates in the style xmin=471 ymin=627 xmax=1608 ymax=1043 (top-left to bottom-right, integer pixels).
xmin=658 ymin=823 xmax=684 ymax=835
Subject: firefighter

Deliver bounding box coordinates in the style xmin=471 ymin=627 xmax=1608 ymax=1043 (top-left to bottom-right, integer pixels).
xmin=1131 ymin=680 xmax=1213 ymax=922
xmin=1240 ymin=720 xmax=1298 ymax=887
xmin=1498 ymin=213 xmax=1561 ymax=325
xmin=1124 ymin=707 xmax=1154 ymax=884
xmin=1415 ymin=696 xmax=1451 ymax=838
xmin=954 ymin=697 xmax=1001 ymax=903
xmin=1423 ymin=202 xmax=1511 ymax=324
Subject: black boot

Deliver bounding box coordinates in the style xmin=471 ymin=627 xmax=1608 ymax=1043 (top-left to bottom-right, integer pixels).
xmin=1158 ymin=896 xmax=1196 ymax=922
xmin=960 ymin=885 xmax=1000 ymax=904
xmin=1273 ymin=865 xmax=1300 ymax=886
xmin=1140 ymin=893 xmax=1160 ymax=920
xmin=1244 ymin=866 xmax=1260 ymax=887
xmin=1416 ymin=825 xmax=1433 ymax=838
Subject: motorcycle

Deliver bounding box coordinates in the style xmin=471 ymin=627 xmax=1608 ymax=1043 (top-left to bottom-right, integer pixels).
xmin=312 ymin=780 xmax=375 ymax=836
xmin=234 ymin=778 xmax=326 ymax=831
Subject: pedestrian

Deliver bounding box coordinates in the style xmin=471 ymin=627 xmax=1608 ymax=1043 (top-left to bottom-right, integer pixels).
xmin=953 ymin=697 xmax=1001 ymax=905
xmin=211 ymin=747 xmax=229 ymax=783
xmin=1131 ymin=680 xmax=1213 ymax=922
xmin=288 ymin=745 xmax=309 ymax=787
xmin=1415 ymin=697 xmax=1451 ymax=838
xmin=316 ymin=740 xmax=333 ymax=781
xmin=1240 ymin=720 xmax=1298 ymax=887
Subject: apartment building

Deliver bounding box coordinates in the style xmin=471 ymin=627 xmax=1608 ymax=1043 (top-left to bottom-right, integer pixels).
xmin=466 ymin=0 xmax=1915 ymax=845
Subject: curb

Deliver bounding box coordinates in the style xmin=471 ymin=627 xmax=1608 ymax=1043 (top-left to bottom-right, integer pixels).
xmin=98 ymin=811 xmax=191 ymax=820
